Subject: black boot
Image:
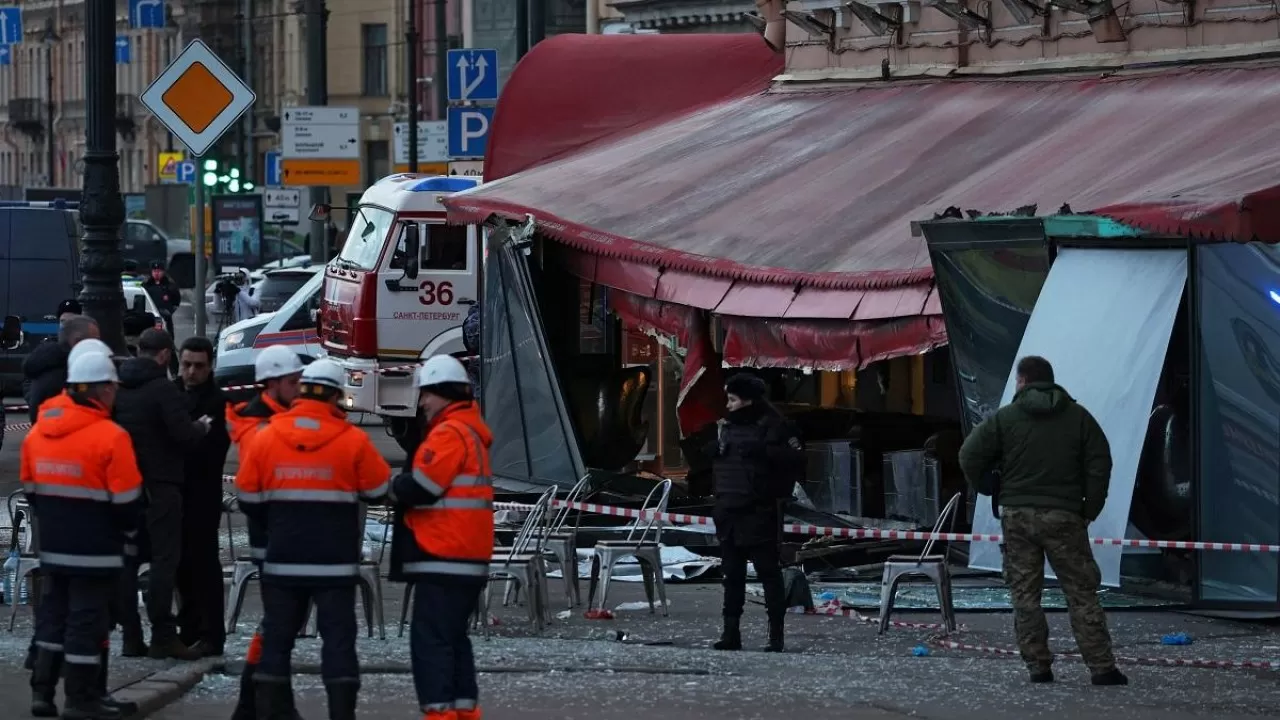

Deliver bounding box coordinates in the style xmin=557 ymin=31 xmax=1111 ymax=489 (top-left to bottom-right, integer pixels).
xmin=229 ymin=663 xmax=257 ymax=720
xmin=97 ymin=648 xmax=139 ymax=716
xmin=147 ymin=628 xmax=201 ymax=661
xmin=119 ymin=627 xmax=148 ymax=658
xmin=25 ymin=640 xmax=38 ymax=670
xmin=764 ymin=617 xmax=784 ymax=653
xmin=61 ymin=663 xmax=124 ymax=720
xmin=1091 ymin=667 xmax=1129 ymax=686
xmin=254 ymin=680 xmax=301 ymax=720
xmin=29 ymin=648 xmax=62 ymax=718
xmin=713 ymin=616 xmax=742 ymax=651
xmin=324 ymin=682 xmax=359 ymax=720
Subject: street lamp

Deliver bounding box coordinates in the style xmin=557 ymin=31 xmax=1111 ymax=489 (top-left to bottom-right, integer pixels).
xmin=79 ymin=0 xmax=127 ymax=351
xmin=42 ymin=19 xmax=59 ymax=187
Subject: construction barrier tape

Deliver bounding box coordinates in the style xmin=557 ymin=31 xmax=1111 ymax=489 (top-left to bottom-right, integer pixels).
xmin=929 ymin=637 xmax=1280 ymax=671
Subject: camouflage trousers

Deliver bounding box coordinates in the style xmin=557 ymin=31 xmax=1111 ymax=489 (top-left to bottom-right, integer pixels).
xmin=1000 ymin=507 xmax=1117 ymax=673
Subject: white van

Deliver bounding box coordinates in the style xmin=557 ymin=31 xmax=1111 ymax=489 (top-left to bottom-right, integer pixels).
xmin=214 ymin=268 xmax=324 ymax=399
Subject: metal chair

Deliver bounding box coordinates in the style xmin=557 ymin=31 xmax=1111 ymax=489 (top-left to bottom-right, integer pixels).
xmin=6 ymin=490 xmax=40 ymax=630
xmin=878 ymin=492 xmax=963 ymax=634
xmin=296 ymin=504 xmax=391 ymax=640
xmin=485 ymin=485 xmax=556 ymax=634
xmin=523 ymin=474 xmax=590 ymax=608
xmin=585 ymin=479 xmax=672 ymax=617
xmin=223 ymin=497 xmax=262 ymax=635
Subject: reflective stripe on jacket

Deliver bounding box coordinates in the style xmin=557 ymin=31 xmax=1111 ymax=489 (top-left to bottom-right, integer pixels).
xmin=227 ymin=392 xmax=287 ymax=560
xmin=235 ymin=398 xmax=391 ymax=585
xmin=390 ymin=401 xmax=494 ymax=582
xmin=20 ymin=395 xmax=144 ymax=574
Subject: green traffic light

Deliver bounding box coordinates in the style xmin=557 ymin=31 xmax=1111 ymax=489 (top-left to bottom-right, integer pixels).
xmin=243 ymin=182 xmax=255 ymax=190
xmin=228 ymin=180 xmax=241 ymax=193
xmin=203 ymin=159 xmax=217 ymax=171
xmin=202 ymin=172 xmax=217 ymax=187
xmin=229 ymin=168 xmax=241 ymax=179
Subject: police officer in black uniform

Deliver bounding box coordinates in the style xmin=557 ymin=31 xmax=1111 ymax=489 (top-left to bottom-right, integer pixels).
xmin=708 ymin=373 xmax=803 ymax=654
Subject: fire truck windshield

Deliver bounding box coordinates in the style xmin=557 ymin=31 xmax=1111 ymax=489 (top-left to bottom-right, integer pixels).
xmin=336 ymin=206 xmax=396 ymax=270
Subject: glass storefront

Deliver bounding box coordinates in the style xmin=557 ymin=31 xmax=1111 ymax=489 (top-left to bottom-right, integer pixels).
xmin=1196 ymin=243 xmax=1280 ymax=603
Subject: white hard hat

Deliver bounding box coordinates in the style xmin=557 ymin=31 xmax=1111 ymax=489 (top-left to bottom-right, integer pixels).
xmin=254 ymin=345 xmax=304 ymax=382
xmin=67 ymin=351 xmax=119 ymax=384
xmin=416 ymin=355 xmax=470 ymax=389
xmin=67 ymin=338 xmax=113 ymax=370
xmin=300 ymin=358 xmax=344 ymax=390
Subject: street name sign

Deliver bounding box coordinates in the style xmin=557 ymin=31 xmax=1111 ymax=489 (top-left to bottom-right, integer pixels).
xmin=393 ymin=120 xmax=449 ymax=165
xmin=139 ymin=39 xmax=257 ymax=158
xmin=282 ymin=106 xmax=361 ymax=186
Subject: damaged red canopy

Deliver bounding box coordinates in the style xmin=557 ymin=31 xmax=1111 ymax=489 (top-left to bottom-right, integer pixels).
xmin=450 ymin=65 xmax=1280 ymax=323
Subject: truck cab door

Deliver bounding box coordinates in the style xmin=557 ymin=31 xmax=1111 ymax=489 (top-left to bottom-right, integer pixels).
xmin=376 ymin=221 xmax=476 ymax=362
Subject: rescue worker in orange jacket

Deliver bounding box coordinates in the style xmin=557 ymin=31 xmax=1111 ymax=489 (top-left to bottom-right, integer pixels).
xmin=236 ymin=358 xmax=391 ymax=720
xmin=21 ymin=351 xmax=144 ymax=720
xmin=388 ymin=354 xmax=494 ymax=720
xmin=225 ymin=344 xmax=304 ymax=720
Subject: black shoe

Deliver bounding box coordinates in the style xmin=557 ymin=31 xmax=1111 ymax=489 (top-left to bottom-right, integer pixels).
xmin=30 ymin=648 xmax=63 ymax=718
xmin=61 ymin=663 xmax=124 ymax=720
xmin=96 ymin=648 xmax=139 ymax=716
xmin=324 ymin=682 xmax=359 ymax=720
xmin=763 ymin=618 xmax=784 ymax=653
xmin=713 ymin=616 xmax=742 ymax=651
xmin=1091 ymin=668 xmax=1129 ymax=686
xmin=147 ymin=634 xmax=202 ymax=661
xmin=1029 ymin=669 xmax=1054 ymax=683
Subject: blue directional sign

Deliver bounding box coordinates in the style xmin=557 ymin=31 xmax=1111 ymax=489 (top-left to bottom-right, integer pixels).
xmin=176 ymin=160 xmax=196 ymax=185
xmin=447 ymin=106 xmax=494 ymax=159
xmin=115 ymin=36 xmax=131 ymax=65
xmin=0 ymin=7 xmax=22 ymax=45
xmin=0 ymin=45 xmax=10 ymax=67
xmin=129 ymin=0 xmax=166 ymax=29
xmin=446 ymin=49 xmax=499 ymax=103
xmin=264 ymin=151 xmax=282 ymax=186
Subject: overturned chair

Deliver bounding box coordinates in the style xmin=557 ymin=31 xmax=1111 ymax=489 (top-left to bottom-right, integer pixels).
xmin=878 ymin=492 xmax=963 ymax=634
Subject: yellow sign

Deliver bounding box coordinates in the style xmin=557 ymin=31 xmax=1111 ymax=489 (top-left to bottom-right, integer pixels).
xmin=392 ymin=162 xmax=449 ymax=175
xmin=157 ymin=151 xmax=184 ymax=183
xmin=282 ymin=158 xmax=361 ymax=187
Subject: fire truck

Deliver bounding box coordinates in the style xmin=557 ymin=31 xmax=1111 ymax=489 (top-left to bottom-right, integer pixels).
xmin=317 ymin=174 xmax=482 ymax=450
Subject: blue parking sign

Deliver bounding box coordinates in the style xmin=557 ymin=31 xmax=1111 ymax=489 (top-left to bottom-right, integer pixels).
xmin=264 ymin=151 xmax=282 ymax=186
xmin=177 ymin=160 xmax=196 ymax=185
xmin=447 ymin=107 xmax=494 ymax=159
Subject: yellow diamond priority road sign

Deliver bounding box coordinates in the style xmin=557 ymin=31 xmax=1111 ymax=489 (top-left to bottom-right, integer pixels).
xmin=139 ymin=39 xmax=256 ymax=158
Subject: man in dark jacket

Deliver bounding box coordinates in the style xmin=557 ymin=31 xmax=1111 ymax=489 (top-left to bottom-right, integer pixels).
xmin=708 ymin=373 xmax=803 ymax=654
xmin=113 ymin=328 xmax=210 ymax=660
xmin=173 ymin=336 xmax=232 ymax=656
xmin=958 ymin=355 xmax=1127 ymax=687
xmin=22 ymin=315 xmax=99 ymax=422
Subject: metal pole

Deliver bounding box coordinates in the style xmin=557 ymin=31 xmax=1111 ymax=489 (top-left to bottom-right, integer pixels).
xmin=516 ymin=0 xmax=529 ymax=59
xmin=80 ymin=0 xmax=126 ymax=351
xmin=305 ymin=0 xmax=329 ymax=261
xmin=46 ymin=44 xmax=55 ymax=187
xmin=434 ymin=0 xmax=447 ymax=118
xmin=529 ymin=0 xmax=546 ymax=47
xmin=236 ymin=2 xmax=248 ymax=179
xmin=165 ymin=32 xmax=175 ymax=152
xmin=242 ymin=0 xmax=255 ymax=185
xmin=194 ymin=170 xmax=207 ymax=338
xmin=407 ymin=0 xmax=419 ymax=172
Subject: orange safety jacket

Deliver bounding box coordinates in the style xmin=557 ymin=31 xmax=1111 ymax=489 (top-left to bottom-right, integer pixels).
xmin=235 ymin=398 xmax=391 ymax=584
xmin=19 ymin=395 xmax=144 ymax=575
xmin=227 ymin=391 xmax=288 ymax=560
xmin=389 ymin=401 xmax=494 ymax=583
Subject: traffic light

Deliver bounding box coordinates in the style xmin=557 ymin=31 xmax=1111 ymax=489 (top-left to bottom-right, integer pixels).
xmin=199 ymin=158 xmax=254 ymax=193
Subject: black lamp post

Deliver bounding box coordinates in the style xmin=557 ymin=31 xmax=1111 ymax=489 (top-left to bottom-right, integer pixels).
xmin=79 ymin=0 xmax=126 ymax=351
xmin=42 ymin=19 xmax=59 ymax=187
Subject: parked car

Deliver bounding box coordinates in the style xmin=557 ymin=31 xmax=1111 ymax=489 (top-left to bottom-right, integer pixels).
xmin=214 ymin=269 xmax=324 ymax=402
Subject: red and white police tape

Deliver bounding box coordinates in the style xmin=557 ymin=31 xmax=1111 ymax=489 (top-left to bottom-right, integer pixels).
xmin=218 ymin=362 xmax=421 ymax=393
xmin=928 ymin=637 xmax=1280 ymax=671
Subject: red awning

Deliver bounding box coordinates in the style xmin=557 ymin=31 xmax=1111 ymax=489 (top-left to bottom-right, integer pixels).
xmin=483 ymin=33 xmax=783 ymax=181
xmin=449 ymin=64 xmax=1280 ymax=316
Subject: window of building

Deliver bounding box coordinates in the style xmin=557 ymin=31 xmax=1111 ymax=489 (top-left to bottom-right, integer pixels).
xmin=361 ymin=24 xmax=388 ymax=97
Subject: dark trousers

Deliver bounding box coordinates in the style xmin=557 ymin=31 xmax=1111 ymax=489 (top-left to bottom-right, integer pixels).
xmin=410 ymin=579 xmax=484 ymax=713
xmin=144 ymin=484 xmax=184 ymax=635
xmin=176 ymin=498 xmax=226 ymax=650
xmin=257 ymin=582 xmax=359 ymax=685
xmin=110 ymin=557 xmax=143 ymax=638
xmin=34 ymin=573 xmax=114 ymax=665
xmin=720 ymin=542 xmax=786 ymax=621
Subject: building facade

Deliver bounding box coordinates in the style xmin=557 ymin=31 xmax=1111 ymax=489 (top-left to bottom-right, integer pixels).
xmin=607 ymin=0 xmax=758 ymax=33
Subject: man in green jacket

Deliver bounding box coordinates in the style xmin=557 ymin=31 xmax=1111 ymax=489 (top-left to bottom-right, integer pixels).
xmin=959 ymin=355 xmax=1128 ymax=686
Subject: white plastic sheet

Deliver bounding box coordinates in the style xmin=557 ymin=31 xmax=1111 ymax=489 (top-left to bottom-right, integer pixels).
xmin=968 ymin=248 xmax=1187 ymax=587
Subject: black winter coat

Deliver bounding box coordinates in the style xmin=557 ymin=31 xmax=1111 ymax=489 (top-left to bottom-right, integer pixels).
xmin=177 ymin=377 xmax=231 ymax=511
xmin=113 ymin=357 xmax=206 ymax=486
xmin=143 ymin=276 xmax=182 ymax=314
xmin=23 ymin=341 xmax=70 ymax=422
xmin=708 ymin=403 xmax=803 ymax=547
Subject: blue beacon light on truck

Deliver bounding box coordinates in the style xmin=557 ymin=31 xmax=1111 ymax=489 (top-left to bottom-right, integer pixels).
xmin=407 ymin=177 xmax=479 ymax=194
